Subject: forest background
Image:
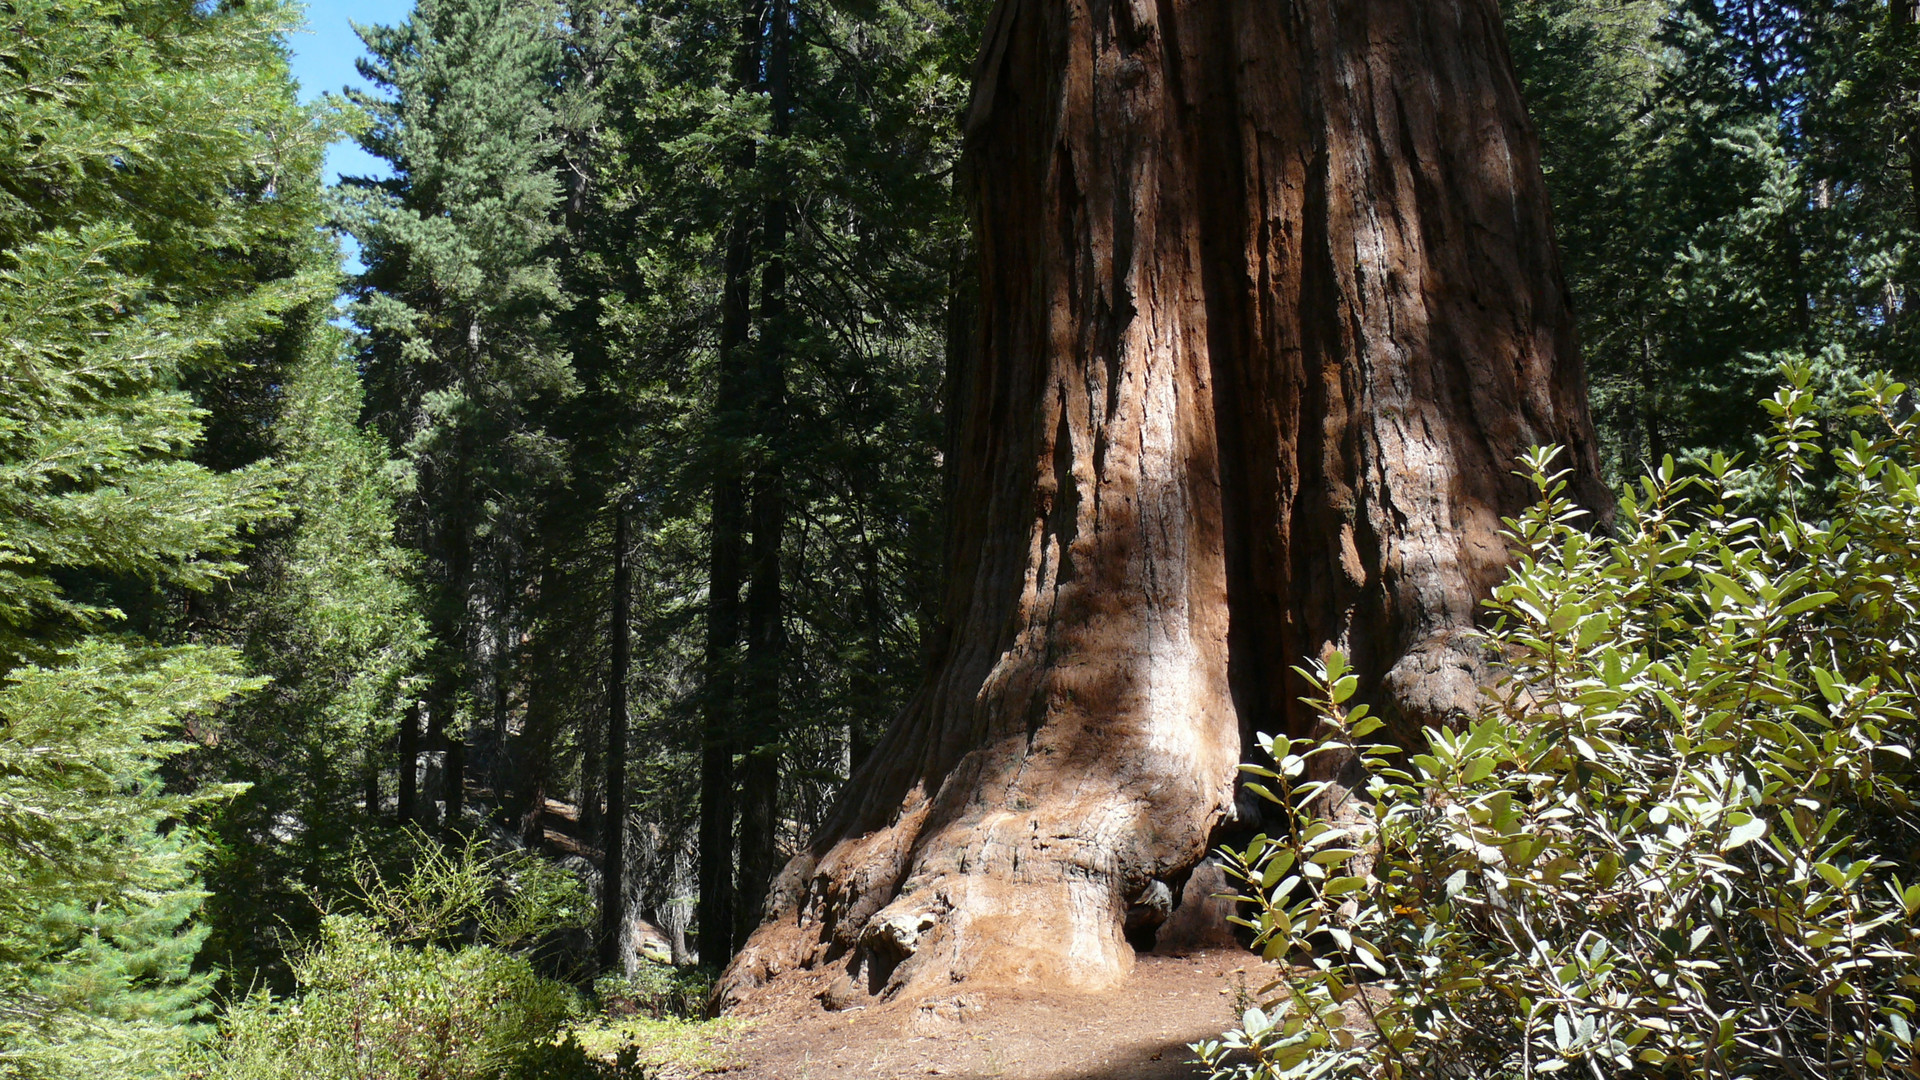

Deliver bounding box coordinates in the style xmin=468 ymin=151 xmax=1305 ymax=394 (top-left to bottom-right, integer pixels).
xmin=2 ymin=0 xmax=1917 ymax=1075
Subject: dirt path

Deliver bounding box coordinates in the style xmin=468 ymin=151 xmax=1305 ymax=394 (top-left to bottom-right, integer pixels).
xmin=712 ymin=949 xmax=1274 ymax=1080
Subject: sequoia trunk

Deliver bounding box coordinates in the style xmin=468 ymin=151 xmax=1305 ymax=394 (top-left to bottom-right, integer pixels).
xmin=722 ymin=0 xmax=1607 ymax=1005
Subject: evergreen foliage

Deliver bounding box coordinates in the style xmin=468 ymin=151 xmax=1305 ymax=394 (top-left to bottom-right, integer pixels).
xmin=332 ymin=0 xmax=981 ymax=962
xmin=579 ymin=0 xmax=978 ymax=949
xmin=13 ymin=0 xmax=1920 ymax=1070
xmin=191 ymin=303 xmax=430 ymax=990
xmin=0 ymin=0 xmax=329 ymax=1071
xmin=199 ymin=833 xmax=603 ymax=1080
xmin=1507 ymin=0 xmax=1920 ymax=481
xmin=339 ymin=0 xmax=577 ymax=822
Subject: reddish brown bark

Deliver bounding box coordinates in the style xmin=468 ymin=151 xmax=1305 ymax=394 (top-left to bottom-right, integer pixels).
xmin=721 ymin=0 xmax=1606 ymax=1007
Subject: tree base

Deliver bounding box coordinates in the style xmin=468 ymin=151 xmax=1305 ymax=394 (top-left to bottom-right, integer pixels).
xmin=720 ymin=0 xmax=1607 ymax=1011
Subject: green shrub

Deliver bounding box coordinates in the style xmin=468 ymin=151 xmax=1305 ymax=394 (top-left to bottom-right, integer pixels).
xmin=593 ymin=964 xmax=715 ymax=1021
xmin=201 ymin=914 xmax=586 ymax=1080
xmin=1200 ymin=368 xmax=1920 ymax=1078
xmin=343 ymin=828 xmax=590 ymax=954
xmin=197 ymin=832 xmax=606 ymax=1080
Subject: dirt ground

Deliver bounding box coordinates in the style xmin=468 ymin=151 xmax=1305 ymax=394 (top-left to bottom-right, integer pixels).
xmin=710 ymin=949 xmax=1275 ymax=1080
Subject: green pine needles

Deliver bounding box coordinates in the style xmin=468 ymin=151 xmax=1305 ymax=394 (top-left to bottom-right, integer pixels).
xmin=1203 ymin=368 xmax=1920 ymax=1079
xmin=0 ymin=0 xmax=333 ymax=1073
xmin=1505 ymin=0 xmax=1920 ymax=485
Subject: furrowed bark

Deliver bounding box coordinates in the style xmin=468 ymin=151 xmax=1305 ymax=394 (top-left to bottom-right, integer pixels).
xmin=722 ymin=0 xmax=1606 ymax=1008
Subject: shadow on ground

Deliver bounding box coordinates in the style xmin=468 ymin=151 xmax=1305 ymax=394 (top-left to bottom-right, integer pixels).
xmin=1027 ymin=1034 xmax=1226 ymax=1080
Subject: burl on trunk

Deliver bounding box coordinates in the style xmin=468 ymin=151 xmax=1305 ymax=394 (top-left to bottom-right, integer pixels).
xmin=721 ymin=0 xmax=1607 ymax=1007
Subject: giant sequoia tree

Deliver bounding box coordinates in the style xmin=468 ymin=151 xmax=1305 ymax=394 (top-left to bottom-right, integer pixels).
xmin=722 ymin=0 xmax=1609 ymax=1005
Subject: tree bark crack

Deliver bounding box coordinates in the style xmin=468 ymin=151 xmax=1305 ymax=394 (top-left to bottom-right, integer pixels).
xmin=720 ymin=0 xmax=1608 ymax=1010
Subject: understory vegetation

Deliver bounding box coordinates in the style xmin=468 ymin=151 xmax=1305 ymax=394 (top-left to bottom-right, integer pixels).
xmin=195 ymin=834 xmax=725 ymax=1079
xmin=1204 ymin=370 xmax=1920 ymax=1077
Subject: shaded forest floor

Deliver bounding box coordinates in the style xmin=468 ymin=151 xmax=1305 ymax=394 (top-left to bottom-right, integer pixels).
xmin=688 ymin=949 xmax=1272 ymax=1079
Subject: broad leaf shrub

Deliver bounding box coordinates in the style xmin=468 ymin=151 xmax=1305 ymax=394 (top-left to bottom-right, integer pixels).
xmin=200 ymin=915 xmax=585 ymax=1080
xmin=1198 ymin=368 xmax=1920 ymax=1079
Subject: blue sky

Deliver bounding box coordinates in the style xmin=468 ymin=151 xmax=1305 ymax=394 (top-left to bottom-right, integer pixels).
xmin=286 ymin=0 xmax=399 ymax=185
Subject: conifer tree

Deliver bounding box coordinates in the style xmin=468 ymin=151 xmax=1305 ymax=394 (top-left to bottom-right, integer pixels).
xmin=338 ymin=0 xmax=578 ymax=828
xmin=0 ymin=0 xmax=326 ymax=1071
xmin=190 ymin=294 xmax=431 ymax=988
xmin=581 ymin=0 xmax=977 ymax=963
xmin=1506 ymin=0 xmax=1920 ymax=477
xmin=333 ymin=0 xmax=979 ymax=971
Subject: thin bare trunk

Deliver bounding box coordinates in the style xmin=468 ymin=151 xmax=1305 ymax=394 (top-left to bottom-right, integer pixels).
xmin=697 ymin=0 xmax=766 ymax=966
xmin=513 ymin=550 xmax=563 ymax=846
xmin=440 ymin=703 xmax=465 ymax=826
xmin=365 ymin=716 xmax=381 ymax=822
xmin=397 ymin=702 xmax=421 ymax=825
xmin=734 ymin=0 xmax=794 ymax=953
xmin=599 ymin=502 xmax=632 ymax=972
xmin=699 ymin=239 xmax=750 ymax=965
xmin=849 ymin=534 xmax=882 ymax=771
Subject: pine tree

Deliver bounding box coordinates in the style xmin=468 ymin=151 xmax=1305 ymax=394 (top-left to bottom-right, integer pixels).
xmin=1505 ymin=0 xmax=1920 ymax=478
xmin=577 ymin=0 xmax=977 ymax=964
xmin=333 ymin=0 xmax=980 ymax=972
xmin=338 ymin=0 xmax=578 ymax=829
xmin=190 ymin=295 xmax=431 ymax=990
xmin=0 ymin=0 xmax=326 ymax=1071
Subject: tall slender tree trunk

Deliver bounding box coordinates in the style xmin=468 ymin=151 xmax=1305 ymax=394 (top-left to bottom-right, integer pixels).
xmin=397 ymin=702 xmax=420 ymax=825
xmin=599 ymin=501 xmax=632 ymax=972
xmin=489 ymin=606 xmax=512 ymax=801
xmin=734 ymin=0 xmax=793 ymax=952
xmin=1903 ymin=0 xmax=1920 ymax=235
xmin=849 ymin=532 xmax=882 ymax=771
xmin=722 ymin=0 xmax=1607 ymax=1008
xmin=700 ymin=229 xmax=751 ymax=967
xmin=734 ymin=477 xmax=784 ymax=948
xmin=426 ymin=455 xmax=473 ymax=830
xmin=437 ymin=633 xmax=467 ymax=828
xmin=365 ymin=716 xmax=381 ymax=821
xmin=513 ymin=550 xmax=563 ymax=846
xmin=697 ymin=0 xmax=766 ymax=966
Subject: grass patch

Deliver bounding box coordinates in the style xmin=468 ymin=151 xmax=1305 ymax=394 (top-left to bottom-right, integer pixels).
xmin=571 ymin=1015 xmax=752 ymax=1077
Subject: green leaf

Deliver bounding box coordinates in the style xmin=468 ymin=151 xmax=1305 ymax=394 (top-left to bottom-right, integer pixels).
xmin=1323 ymin=875 xmax=1367 ymax=896
xmin=1779 ymin=591 xmax=1839 ymax=618
xmin=1243 ymin=781 xmax=1282 ymax=806
xmin=1331 ymin=674 xmax=1360 ymax=704
xmin=1722 ymin=816 xmax=1768 ymax=850
xmin=1813 ymin=667 xmax=1842 ymax=705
